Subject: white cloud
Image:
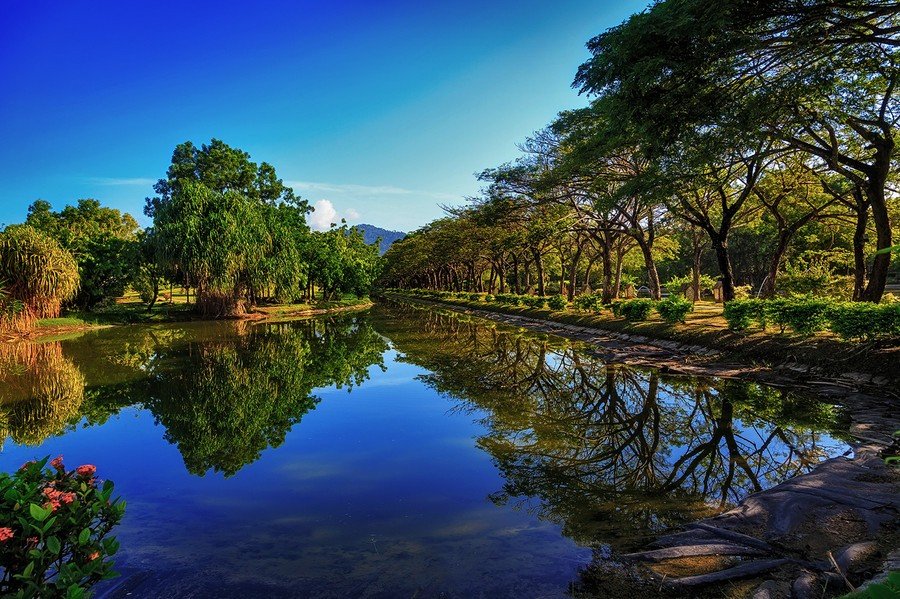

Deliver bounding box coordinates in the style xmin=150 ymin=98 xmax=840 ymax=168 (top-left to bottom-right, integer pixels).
xmin=308 ymin=199 xmax=339 ymax=231
xmin=345 ymin=208 xmax=360 ymax=220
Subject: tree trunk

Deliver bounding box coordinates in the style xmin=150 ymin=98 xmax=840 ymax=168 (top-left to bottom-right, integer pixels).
xmin=601 ymin=245 xmax=613 ymax=304
xmin=637 ymin=239 xmax=662 ymax=300
xmin=851 ymin=189 xmax=869 ymax=301
xmin=860 ymin=178 xmax=892 ymax=302
xmin=712 ymin=236 xmax=736 ymax=301
xmin=760 ymin=234 xmax=790 ymax=298
xmin=512 ymin=255 xmax=521 ymax=294
xmin=532 ymin=249 xmax=546 ymax=296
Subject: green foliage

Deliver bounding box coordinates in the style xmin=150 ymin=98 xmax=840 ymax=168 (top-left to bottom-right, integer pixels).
xmin=839 ymin=571 xmax=900 ymax=599
xmin=617 ymin=299 xmax=655 ymax=321
xmin=495 ymin=293 xmax=521 ymax=306
xmin=521 ymin=295 xmax=547 ymax=309
xmin=0 ymin=457 xmax=125 ymax=598
xmin=723 ymin=299 xmax=764 ymax=332
xmin=467 ymin=293 xmax=481 ymax=301
xmin=656 ymin=296 xmax=693 ymax=323
xmin=779 ymin=258 xmax=854 ymax=299
xmin=826 ymin=302 xmax=900 ymax=341
xmin=665 ymin=274 xmax=716 ymax=297
xmin=26 ymin=200 xmax=140 ymax=309
xmin=0 ymin=226 xmax=80 ymax=331
xmin=572 ymin=292 xmax=604 ymax=312
xmin=724 ymin=297 xmax=900 ymax=339
xmin=546 ymin=294 xmax=567 ymax=310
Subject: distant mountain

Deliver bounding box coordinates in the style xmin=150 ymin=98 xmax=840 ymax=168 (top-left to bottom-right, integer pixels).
xmin=354 ymin=224 xmax=406 ymax=255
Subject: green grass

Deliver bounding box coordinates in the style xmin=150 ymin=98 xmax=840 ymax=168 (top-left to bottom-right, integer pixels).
xmin=34 ymin=289 xmax=372 ymax=331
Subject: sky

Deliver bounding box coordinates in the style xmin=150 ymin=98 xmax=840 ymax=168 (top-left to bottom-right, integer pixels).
xmin=0 ymin=0 xmax=649 ymax=232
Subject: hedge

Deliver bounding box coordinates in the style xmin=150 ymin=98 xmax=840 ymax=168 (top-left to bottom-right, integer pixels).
xmin=725 ymin=297 xmax=900 ymax=339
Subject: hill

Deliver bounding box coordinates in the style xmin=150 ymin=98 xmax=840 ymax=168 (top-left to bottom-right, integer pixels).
xmin=354 ymin=224 xmax=405 ymax=255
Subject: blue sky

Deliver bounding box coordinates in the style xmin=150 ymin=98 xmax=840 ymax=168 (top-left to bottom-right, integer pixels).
xmin=0 ymin=0 xmax=649 ymax=232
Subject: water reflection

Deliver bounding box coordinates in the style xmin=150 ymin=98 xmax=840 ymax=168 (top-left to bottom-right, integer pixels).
xmin=372 ymin=303 xmax=849 ymax=549
xmin=0 ymin=342 xmax=84 ymax=447
xmin=0 ymin=304 xmax=852 ymax=597
xmin=2 ymin=317 xmax=388 ymax=476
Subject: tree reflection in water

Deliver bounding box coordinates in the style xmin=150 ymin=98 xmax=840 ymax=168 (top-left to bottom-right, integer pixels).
xmin=0 ymin=342 xmax=85 ymax=447
xmin=375 ymin=304 xmax=849 ymax=550
xmin=1 ymin=317 xmax=388 ymax=477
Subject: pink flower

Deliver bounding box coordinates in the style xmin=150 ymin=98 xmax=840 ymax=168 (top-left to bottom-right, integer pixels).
xmin=87 ymin=550 xmax=100 ymax=561
xmin=50 ymin=455 xmax=64 ymax=470
xmin=0 ymin=527 xmax=14 ymax=542
xmin=75 ymin=465 xmax=96 ymax=478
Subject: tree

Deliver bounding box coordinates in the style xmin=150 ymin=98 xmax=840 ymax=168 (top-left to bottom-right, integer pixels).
xmin=25 ymin=199 xmax=140 ymax=308
xmin=0 ymin=225 xmax=79 ymax=332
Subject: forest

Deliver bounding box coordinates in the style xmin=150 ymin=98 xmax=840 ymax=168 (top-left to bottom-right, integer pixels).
xmin=0 ymin=139 xmax=381 ymax=332
xmin=381 ymin=0 xmax=900 ymax=312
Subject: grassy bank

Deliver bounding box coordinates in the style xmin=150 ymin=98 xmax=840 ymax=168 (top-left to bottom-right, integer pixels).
xmin=382 ymin=291 xmax=900 ymax=382
xmin=25 ymin=290 xmax=373 ymax=339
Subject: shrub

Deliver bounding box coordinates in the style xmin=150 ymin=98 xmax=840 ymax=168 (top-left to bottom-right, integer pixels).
xmin=619 ymin=299 xmax=655 ymax=321
xmin=546 ymin=295 xmax=567 ymax=310
xmin=776 ymin=296 xmax=831 ymax=335
xmin=572 ymin=292 xmax=603 ymax=312
xmin=610 ymin=301 xmax=625 ymax=317
xmin=0 ymin=457 xmax=125 ymax=598
xmin=467 ymin=293 xmax=481 ymax=301
xmin=724 ymin=299 xmax=764 ymax=331
xmin=657 ymin=296 xmax=693 ymax=323
xmin=827 ymin=302 xmax=900 ymax=340
xmin=484 ymin=294 xmax=495 ymax=303
xmin=522 ymin=295 xmax=546 ymax=309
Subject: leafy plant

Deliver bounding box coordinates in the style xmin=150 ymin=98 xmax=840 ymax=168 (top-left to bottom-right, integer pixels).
xmin=0 ymin=457 xmax=125 ymax=598
xmin=546 ymin=295 xmax=567 ymax=310
xmin=656 ymin=296 xmax=693 ymax=323
xmin=521 ymin=295 xmax=546 ymax=309
xmin=618 ymin=299 xmax=655 ymax=321
xmin=572 ymin=292 xmax=603 ymax=312
xmin=838 ymin=570 xmax=900 ymax=598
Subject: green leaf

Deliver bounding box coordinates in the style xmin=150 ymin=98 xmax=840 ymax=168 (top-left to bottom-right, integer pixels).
xmin=29 ymin=503 xmax=50 ymax=522
xmin=867 ymin=582 xmax=900 ymax=599
xmin=46 ymin=535 xmax=61 ymax=554
xmin=78 ymin=528 xmax=90 ymax=545
xmin=66 ymin=584 xmax=85 ymax=599
xmin=21 ymin=561 xmax=35 ymax=579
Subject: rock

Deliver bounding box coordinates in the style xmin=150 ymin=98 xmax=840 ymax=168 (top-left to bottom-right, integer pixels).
xmin=834 ymin=541 xmax=878 ymax=573
xmin=791 ymin=571 xmax=820 ymax=599
xmin=752 ymin=579 xmax=789 ymax=598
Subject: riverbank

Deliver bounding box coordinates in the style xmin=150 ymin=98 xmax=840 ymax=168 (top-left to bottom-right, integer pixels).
xmin=383 ymin=292 xmax=900 ymax=597
xmin=381 ymin=292 xmax=900 ymax=388
xmin=6 ymin=296 xmax=374 ymax=342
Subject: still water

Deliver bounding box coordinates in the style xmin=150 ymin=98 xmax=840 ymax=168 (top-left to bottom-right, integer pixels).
xmin=0 ymin=300 xmax=852 ymax=597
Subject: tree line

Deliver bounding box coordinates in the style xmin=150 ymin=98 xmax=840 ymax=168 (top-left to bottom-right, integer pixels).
xmin=381 ymin=0 xmax=899 ymax=305
xmin=0 ymin=139 xmax=382 ymax=330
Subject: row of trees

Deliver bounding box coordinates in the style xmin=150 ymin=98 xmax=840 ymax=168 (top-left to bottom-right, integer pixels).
xmin=382 ymin=0 xmax=899 ymax=304
xmin=1 ymin=139 xmax=382 ymax=329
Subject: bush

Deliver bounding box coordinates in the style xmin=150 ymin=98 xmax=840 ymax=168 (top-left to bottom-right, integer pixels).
xmin=495 ymin=293 xmax=521 ymax=305
xmin=572 ymin=292 xmax=603 ymax=312
xmin=546 ymin=295 xmax=567 ymax=310
xmin=619 ymin=299 xmax=655 ymax=321
xmin=0 ymin=457 xmax=125 ymax=598
xmin=657 ymin=296 xmax=693 ymax=323
xmin=827 ymin=302 xmax=900 ymax=340
xmin=467 ymin=293 xmax=481 ymax=301
xmin=775 ymin=296 xmax=831 ymax=335
xmin=610 ymin=302 xmax=625 ymax=317
xmin=724 ymin=299 xmax=766 ymax=331
xmin=521 ymin=295 xmax=546 ymax=309
xmin=484 ymin=294 xmax=495 ymax=303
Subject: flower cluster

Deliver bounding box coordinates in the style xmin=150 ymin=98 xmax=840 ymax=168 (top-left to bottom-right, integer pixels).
xmin=1 ymin=456 xmax=125 ymax=598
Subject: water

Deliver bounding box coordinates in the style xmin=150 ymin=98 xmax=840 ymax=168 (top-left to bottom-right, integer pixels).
xmin=0 ymin=300 xmax=852 ymax=597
